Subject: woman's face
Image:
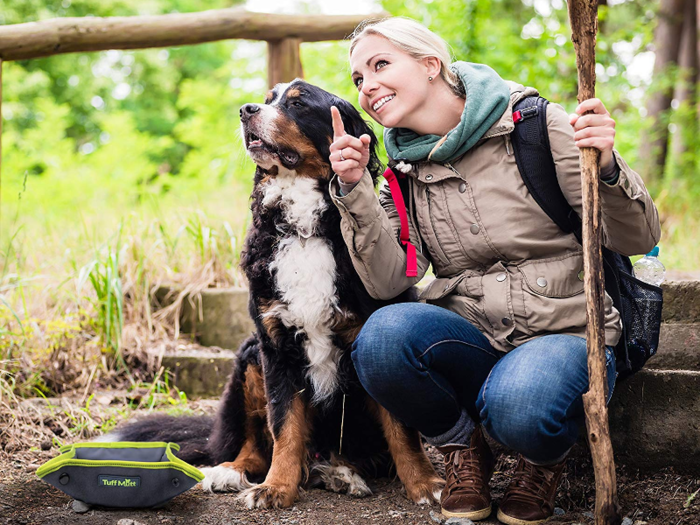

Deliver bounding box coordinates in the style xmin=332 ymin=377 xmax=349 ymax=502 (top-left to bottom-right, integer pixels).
xmin=350 ymin=34 xmax=433 ymax=129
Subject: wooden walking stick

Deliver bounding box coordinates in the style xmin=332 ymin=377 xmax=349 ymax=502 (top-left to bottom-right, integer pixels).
xmin=567 ymin=2 xmax=622 ymax=525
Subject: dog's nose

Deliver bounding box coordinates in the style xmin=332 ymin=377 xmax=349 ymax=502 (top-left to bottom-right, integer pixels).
xmin=240 ymin=104 xmax=261 ymax=121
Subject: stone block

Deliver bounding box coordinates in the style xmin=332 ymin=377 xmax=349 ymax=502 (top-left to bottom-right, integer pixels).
xmin=609 ymin=369 xmax=700 ymax=472
xmin=149 ymin=347 xmax=235 ymax=398
xmin=650 ymin=322 xmax=700 ymax=370
xmin=661 ymin=280 xmax=700 ymax=323
xmin=154 ymin=286 xmax=254 ymax=351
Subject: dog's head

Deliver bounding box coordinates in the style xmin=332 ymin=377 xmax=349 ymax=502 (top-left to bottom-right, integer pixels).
xmin=240 ymin=79 xmax=382 ymax=182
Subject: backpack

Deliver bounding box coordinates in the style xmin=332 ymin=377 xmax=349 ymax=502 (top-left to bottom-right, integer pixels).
xmin=511 ymin=95 xmax=662 ymax=380
xmin=383 ymin=95 xmax=663 ymax=380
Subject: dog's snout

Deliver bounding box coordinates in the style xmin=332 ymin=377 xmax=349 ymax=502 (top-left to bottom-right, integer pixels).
xmin=240 ymin=104 xmax=261 ymax=121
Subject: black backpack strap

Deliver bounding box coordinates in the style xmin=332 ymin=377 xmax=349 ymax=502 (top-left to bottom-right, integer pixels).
xmin=511 ymin=96 xmax=633 ymax=376
xmin=511 ymin=96 xmax=582 ymax=238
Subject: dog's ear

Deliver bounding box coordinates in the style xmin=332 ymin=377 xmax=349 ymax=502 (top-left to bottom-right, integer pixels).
xmin=333 ymin=98 xmax=384 ymax=185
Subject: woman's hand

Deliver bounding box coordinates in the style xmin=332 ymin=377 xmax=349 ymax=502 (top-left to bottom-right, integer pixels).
xmin=569 ymin=98 xmax=616 ymax=170
xmin=330 ymin=106 xmax=371 ymax=184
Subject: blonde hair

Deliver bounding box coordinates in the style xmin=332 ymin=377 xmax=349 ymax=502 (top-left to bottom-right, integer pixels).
xmin=349 ymin=17 xmax=465 ymax=97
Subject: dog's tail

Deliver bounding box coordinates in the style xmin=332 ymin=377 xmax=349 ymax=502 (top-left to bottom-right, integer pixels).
xmin=100 ymin=334 xmax=263 ymax=467
xmin=100 ymin=414 xmax=215 ymax=465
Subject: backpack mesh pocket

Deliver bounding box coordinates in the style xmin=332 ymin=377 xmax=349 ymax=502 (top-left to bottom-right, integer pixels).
xmin=616 ymin=268 xmax=663 ymax=377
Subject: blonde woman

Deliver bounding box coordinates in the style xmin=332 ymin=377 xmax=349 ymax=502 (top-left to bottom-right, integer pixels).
xmin=328 ymin=17 xmax=660 ymax=524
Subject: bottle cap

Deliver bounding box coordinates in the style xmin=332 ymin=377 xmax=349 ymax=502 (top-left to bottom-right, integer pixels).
xmin=646 ymin=246 xmax=660 ymax=257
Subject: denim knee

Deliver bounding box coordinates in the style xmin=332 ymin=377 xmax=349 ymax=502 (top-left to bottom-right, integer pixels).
xmin=477 ymin=373 xmax=577 ymax=463
xmin=351 ymin=304 xmax=419 ymax=395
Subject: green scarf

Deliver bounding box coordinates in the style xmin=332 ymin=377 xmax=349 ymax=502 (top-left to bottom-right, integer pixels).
xmin=383 ymin=61 xmax=510 ymax=163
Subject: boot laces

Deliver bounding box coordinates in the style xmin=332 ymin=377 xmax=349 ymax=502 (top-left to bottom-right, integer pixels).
xmin=444 ymin=448 xmax=485 ymax=496
xmin=506 ymin=459 xmax=555 ymax=506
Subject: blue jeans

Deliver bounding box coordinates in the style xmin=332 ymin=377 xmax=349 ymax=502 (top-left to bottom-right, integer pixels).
xmin=351 ymin=303 xmax=617 ymax=464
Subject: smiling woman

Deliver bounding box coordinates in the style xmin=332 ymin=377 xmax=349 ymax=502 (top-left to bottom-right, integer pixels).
xmin=326 ymin=16 xmax=662 ymax=525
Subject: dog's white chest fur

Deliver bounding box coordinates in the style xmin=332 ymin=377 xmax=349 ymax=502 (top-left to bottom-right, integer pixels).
xmin=262 ymin=176 xmax=341 ymax=403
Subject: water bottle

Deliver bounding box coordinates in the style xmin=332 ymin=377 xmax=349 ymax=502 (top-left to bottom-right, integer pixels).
xmin=633 ymin=246 xmax=666 ymax=286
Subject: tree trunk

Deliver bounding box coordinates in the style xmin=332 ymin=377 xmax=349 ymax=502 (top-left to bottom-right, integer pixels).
xmin=0 ymin=59 xmax=2 ymax=226
xmin=697 ymin=0 xmax=700 ymax=121
xmin=671 ymin=0 xmax=698 ymax=165
xmin=639 ymin=0 xmax=685 ymax=186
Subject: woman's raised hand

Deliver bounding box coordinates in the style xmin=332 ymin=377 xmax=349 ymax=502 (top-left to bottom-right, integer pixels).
xmin=330 ymin=106 xmax=372 ymax=184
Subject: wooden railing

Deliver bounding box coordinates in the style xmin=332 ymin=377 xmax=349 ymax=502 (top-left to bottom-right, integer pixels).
xmin=0 ymin=6 xmax=386 ymax=220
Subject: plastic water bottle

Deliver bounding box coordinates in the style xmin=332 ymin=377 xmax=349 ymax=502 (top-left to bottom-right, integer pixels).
xmin=633 ymin=246 xmax=666 ymax=286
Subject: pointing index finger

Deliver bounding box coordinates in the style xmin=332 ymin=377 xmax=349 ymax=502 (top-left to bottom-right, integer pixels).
xmin=331 ymin=106 xmax=346 ymax=139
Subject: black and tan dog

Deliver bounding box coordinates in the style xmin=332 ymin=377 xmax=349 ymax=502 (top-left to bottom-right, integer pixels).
xmin=110 ymin=80 xmax=443 ymax=509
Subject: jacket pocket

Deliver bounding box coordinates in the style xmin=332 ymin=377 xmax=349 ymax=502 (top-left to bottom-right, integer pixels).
xmin=419 ymin=271 xmax=482 ymax=301
xmin=516 ymin=252 xmax=586 ymax=334
xmin=518 ymin=252 xmax=585 ymax=298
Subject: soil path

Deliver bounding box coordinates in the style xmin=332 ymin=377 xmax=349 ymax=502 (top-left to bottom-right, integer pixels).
xmin=2 ymin=449 xmax=699 ymax=525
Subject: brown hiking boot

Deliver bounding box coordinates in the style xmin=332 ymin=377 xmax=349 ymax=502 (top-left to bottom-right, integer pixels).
xmin=438 ymin=425 xmax=495 ymax=520
xmin=496 ymin=455 xmax=567 ymax=525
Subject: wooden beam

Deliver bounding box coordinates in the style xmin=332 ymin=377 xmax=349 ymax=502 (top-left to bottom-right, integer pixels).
xmin=268 ymin=38 xmax=303 ymax=88
xmin=0 ymin=9 xmax=385 ymax=61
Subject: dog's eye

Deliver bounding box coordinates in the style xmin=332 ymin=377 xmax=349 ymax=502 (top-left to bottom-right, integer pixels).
xmin=291 ymin=100 xmax=304 ymax=108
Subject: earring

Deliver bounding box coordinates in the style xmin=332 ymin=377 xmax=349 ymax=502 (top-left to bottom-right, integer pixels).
xmin=428 ymin=76 xmax=433 ymax=81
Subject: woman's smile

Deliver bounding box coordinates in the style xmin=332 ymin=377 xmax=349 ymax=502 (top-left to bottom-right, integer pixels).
xmin=372 ymin=94 xmax=396 ymax=112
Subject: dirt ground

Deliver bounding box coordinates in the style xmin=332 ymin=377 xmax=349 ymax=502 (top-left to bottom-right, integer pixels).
xmin=1 ymin=423 xmax=699 ymax=525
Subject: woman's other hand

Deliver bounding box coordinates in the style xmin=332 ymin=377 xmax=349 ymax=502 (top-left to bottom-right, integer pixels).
xmin=569 ymin=98 xmax=616 ymax=170
xmin=330 ymin=106 xmax=372 ymax=184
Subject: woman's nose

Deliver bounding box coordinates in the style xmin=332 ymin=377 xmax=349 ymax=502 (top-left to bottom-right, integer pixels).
xmin=361 ymin=78 xmax=378 ymax=96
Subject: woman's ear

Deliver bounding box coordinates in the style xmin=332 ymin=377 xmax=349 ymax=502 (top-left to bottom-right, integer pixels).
xmin=423 ymin=56 xmax=442 ymax=81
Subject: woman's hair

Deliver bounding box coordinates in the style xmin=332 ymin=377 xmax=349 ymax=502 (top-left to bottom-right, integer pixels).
xmin=349 ymin=17 xmax=465 ymax=97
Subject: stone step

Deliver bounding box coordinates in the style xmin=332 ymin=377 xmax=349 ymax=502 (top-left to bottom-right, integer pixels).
xmin=661 ymin=280 xmax=700 ymax=323
xmin=155 ymin=286 xmax=254 ymax=352
xmin=148 ymin=347 xmax=235 ymax=398
xmin=156 ymin=280 xmax=700 ymax=352
xmin=650 ymin=322 xmax=700 ymax=370
xmin=609 ymin=368 xmax=700 ymax=472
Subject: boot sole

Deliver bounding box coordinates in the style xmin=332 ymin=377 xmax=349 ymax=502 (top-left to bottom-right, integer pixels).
xmin=496 ymin=508 xmax=549 ymax=525
xmin=442 ymin=504 xmax=492 ymax=521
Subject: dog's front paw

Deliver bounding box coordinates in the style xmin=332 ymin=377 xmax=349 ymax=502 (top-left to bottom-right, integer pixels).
xmin=240 ymin=483 xmax=298 ymax=509
xmin=405 ymin=476 xmax=445 ymax=505
xmin=200 ymin=465 xmax=255 ymax=493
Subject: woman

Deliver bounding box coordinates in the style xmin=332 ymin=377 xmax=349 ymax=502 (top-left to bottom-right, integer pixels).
xmin=328 ymin=17 xmax=660 ymax=525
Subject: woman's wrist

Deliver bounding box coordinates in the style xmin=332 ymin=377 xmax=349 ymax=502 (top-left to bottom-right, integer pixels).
xmin=338 ymin=177 xmax=360 ymax=196
xmin=337 ymin=171 xmax=364 ymax=185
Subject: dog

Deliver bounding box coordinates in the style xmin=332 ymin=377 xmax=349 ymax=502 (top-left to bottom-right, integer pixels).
xmin=109 ymin=80 xmax=444 ymax=509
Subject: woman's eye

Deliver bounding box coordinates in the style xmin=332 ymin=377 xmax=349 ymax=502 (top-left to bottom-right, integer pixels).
xmin=353 ymin=77 xmax=363 ymax=88
xmin=375 ymin=60 xmax=388 ymax=70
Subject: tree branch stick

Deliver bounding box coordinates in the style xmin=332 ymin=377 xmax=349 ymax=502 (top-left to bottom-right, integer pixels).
xmin=567 ymin=1 xmax=621 ymax=524
xmin=0 ymin=9 xmax=386 ymax=61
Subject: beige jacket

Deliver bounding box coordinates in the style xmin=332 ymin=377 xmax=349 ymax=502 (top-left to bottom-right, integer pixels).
xmin=330 ymin=83 xmax=661 ymax=353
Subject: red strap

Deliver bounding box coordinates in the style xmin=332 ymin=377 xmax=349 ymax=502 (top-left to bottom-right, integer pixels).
xmin=382 ymin=168 xmax=418 ymax=277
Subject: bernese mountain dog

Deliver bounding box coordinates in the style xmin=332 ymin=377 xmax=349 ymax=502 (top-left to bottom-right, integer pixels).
xmin=110 ymin=80 xmax=443 ymax=509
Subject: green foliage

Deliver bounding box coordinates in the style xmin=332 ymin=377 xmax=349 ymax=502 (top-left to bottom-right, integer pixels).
xmin=78 ymin=227 xmax=125 ymax=364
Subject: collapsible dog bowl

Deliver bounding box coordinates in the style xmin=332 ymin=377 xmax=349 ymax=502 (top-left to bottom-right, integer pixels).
xmin=36 ymin=442 xmax=204 ymax=509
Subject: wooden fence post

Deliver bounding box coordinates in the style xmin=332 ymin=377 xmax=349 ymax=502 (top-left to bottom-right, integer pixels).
xmin=267 ymin=38 xmax=303 ymax=88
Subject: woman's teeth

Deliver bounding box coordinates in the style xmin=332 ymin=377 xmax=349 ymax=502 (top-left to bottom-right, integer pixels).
xmin=373 ymin=95 xmax=395 ymax=111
